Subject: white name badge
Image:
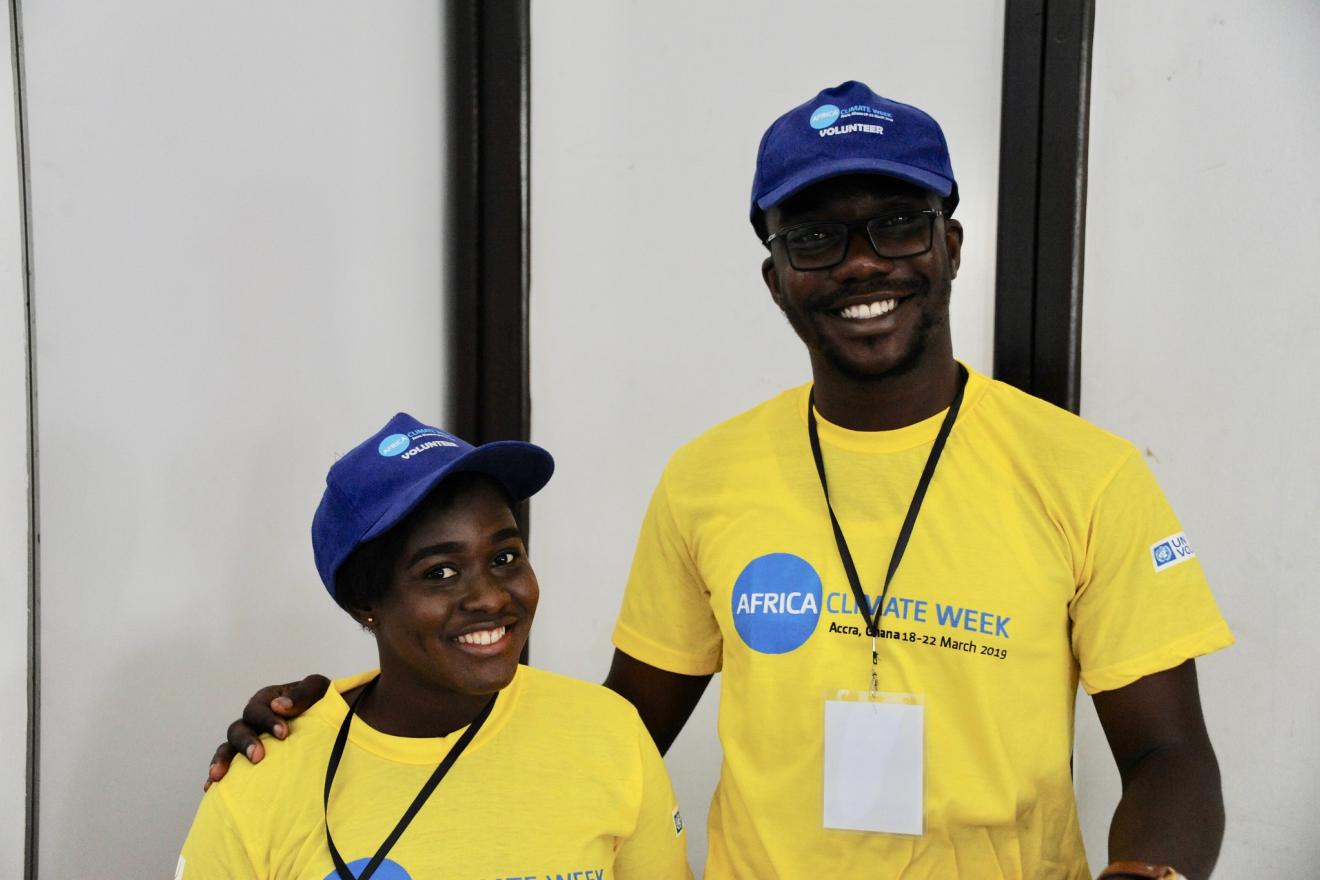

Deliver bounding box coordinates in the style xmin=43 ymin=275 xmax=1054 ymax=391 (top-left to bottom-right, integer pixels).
xmin=823 ymin=691 xmax=924 ymax=835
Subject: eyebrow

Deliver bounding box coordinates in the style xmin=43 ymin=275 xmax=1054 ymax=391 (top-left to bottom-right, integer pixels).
xmin=405 ymin=526 xmax=524 ymax=567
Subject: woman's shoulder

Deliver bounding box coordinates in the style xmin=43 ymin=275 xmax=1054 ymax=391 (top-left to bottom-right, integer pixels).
xmin=216 ymin=670 xmax=368 ymax=797
xmin=513 ymin=666 xmax=646 ymax=730
xmin=200 ymin=717 xmax=330 ymax=828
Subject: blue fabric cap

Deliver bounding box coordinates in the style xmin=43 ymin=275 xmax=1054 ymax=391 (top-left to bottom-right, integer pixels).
xmin=311 ymin=413 xmax=554 ymax=598
xmin=750 ymin=80 xmax=958 ymax=226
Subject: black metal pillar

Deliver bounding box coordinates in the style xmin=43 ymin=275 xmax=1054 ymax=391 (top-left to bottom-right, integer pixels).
xmin=447 ymin=1 xmax=533 ymax=659
xmin=994 ymin=0 xmax=1095 ymax=413
xmin=448 ymin=0 xmax=532 ymax=444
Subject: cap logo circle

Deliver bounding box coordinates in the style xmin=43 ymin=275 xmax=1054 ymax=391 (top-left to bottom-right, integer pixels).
xmin=810 ymin=104 xmax=841 ymax=130
xmin=378 ymin=433 xmax=410 ymax=457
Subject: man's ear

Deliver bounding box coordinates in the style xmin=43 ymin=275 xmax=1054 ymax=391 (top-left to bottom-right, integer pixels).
xmin=762 ymin=255 xmax=787 ymax=310
xmin=944 ymin=219 xmax=964 ymax=279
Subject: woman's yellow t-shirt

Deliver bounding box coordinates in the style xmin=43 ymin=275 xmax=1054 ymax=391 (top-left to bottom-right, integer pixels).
xmin=180 ymin=666 xmax=691 ymax=879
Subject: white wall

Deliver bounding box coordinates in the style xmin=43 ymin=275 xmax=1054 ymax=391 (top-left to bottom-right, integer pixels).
xmin=528 ymin=2 xmax=1005 ymax=872
xmin=22 ymin=3 xmax=450 ymax=876
xmin=2 ymin=1 xmax=32 ymax=875
xmin=1075 ymin=2 xmax=1320 ymax=875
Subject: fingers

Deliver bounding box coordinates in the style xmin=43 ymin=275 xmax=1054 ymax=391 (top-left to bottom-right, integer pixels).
xmin=205 ymin=675 xmax=335 ymax=792
xmin=277 ymin=674 xmax=332 ymax=719
xmin=242 ymin=683 xmax=302 ymax=739
xmin=204 ymin=742 xmax=237 ymax=791
xmin=225 ymin=718 xmax=266 ymax=771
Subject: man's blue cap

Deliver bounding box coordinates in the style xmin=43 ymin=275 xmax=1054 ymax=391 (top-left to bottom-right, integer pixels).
xmin=750 ymin=80 xmax=958 ymax=228
xmin=311 ymin=413 xmax=554 ymax=598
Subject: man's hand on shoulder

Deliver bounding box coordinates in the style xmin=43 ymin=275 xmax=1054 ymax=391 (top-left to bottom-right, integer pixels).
xmin=203 ymin=674 xmax=331 ymax=790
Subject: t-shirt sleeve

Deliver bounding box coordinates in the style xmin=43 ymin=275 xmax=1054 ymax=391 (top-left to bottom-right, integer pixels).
xmin=612 ymin=468 xmax=723 ymax=675
xmin=177 ymin=786 xmax=260 ymax=880
xmin=1070 ymin=449 xmax=1234 ymax=694
xmin=612 ymin=716 xmax=694 ymax=880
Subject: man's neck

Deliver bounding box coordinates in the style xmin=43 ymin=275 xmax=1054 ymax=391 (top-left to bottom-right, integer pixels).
xmin=810 ymin=354 xmax=961 ymax=431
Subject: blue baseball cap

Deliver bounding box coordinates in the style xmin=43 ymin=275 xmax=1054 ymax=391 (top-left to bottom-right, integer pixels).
xmin=311 ymin=413 xmax=554 ymax=598
xmin=750 ymin=80 xmax=958 ymax=228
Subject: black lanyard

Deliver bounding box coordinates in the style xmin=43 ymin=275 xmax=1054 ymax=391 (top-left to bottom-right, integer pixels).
xmin=807 ymin=365 xmax=968 ymax=684
xmin=323 ymin=676 xmax=496 ymax=880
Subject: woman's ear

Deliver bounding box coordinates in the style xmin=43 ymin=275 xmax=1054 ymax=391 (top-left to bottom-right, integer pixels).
xmin=346 ymin=604 xmax=377 ymax=632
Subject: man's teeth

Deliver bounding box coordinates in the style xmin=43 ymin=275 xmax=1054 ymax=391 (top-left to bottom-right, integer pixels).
xmin=837 ymin=299 xmax=897 ymax=319
xmin=455 ymin=626 xmax=506 ymax=646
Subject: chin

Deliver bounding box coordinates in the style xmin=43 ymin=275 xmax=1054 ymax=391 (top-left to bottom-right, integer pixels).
xmin=461 ymin=669 xmax=519 ymax=697
xmin=448 ymin=653 xmax=524 ymax=696
xmin=823 ymin=343 xmax=924 ymax=382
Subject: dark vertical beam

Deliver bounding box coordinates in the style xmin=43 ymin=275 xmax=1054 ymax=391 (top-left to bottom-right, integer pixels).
xmin=993 ymin=0 xmax=1045 ymax=395
xmin=447 ymin=1 xmax=532 ymax=660
xmin=448 ymin=0 xmax=532 ymax=445
xmin=994 ymin=0 xmax=1094 ymax=413
xmin=8 ymin=0 xmax=38 ymax=875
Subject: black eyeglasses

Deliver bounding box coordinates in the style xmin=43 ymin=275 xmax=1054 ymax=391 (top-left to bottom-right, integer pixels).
xmin=763 ymin=209 xmax=944 ymax=271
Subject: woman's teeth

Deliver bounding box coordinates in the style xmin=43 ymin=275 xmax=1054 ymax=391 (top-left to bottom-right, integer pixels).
xmin=837 ymin=299 xmax=897 ymax=319
xmin=455 ymin=626 xmax=506 ymax=646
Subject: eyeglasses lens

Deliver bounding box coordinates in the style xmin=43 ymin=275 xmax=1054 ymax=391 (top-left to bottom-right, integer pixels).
xmin=784 ymin=213 xmax=934 ymax=270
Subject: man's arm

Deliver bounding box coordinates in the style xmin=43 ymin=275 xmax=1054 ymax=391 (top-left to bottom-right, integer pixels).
xmin=204 ymin=675 xmax=331 ymax=788
xmin=205 ymin=649 xmax=710 ymax=783
xmin=604 ymin=649 xmax=712 ymax=755
xmin=1092 ymin=659 xmax=1223 ymax=880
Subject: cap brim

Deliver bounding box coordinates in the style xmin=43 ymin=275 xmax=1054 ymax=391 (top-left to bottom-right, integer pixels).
xmin=359 ymin=440 xmax=554 ymax=544
xmin=755 ymin=157 xmax=954 ymax=213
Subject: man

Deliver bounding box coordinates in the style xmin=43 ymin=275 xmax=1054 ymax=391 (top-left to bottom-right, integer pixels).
xmin=214 ymin=82 xmax=1231 ymax=879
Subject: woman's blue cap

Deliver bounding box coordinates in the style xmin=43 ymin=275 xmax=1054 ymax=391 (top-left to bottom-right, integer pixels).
xmin=311 ymin=413 xmax=554 ymax=598
xmin=750 ymin=80 xmax=958 ymax=227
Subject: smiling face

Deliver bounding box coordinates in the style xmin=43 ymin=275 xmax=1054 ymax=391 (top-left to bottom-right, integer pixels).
xmin=761 ymin=174 xmax=963 ymax=384
xmin=352 ymin=474 xmax=537 ymax=701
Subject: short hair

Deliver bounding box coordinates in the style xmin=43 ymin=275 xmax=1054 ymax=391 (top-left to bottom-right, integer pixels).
xmin=332 ymin=471 xmax=513 ymax=619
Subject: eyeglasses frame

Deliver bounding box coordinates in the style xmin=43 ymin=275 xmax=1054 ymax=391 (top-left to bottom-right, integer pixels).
xmin=762 ymin=208 xmax=946 ymax=271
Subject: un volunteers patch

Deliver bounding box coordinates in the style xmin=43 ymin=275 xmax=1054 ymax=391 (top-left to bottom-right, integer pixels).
xmin=1151 ymin=532 xmax=1195 ymax=572
xmin=731 ymin=553 xmax=822 ymax=653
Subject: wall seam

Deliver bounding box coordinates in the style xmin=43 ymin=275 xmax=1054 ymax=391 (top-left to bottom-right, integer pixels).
xmin=8 ymin=0 xmax=38 ymax=875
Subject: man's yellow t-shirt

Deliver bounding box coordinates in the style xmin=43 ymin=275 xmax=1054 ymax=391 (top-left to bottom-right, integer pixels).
xmin=613 ymin=366 xmax=1232 ymax=879
xmin=179 ymin=665 xmax=692 ymax=880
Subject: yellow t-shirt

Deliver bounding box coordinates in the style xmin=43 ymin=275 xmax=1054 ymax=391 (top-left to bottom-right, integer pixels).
xmin=179 ymin=665 xmax=692 ymax=880
xmin=613 ymin=366 xmax=1233 ymax=879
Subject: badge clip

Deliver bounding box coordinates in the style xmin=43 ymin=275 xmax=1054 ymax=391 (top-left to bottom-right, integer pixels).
xmin=869 ymin=633 xmax=879 ymax=694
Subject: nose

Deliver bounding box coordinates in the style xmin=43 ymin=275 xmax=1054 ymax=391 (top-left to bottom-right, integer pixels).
xmin=461 ymin=571 xmax=510 ymax=613
xmin=830 ymin=226 xmax=895 ymax=283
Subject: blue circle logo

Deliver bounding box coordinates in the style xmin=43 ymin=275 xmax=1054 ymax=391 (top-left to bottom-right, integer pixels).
xmin=810 ymin=104 xmax=841 ymax=130
xmin=731 ymin=553 xmax=822 ymax=654
xmin=1154 ymin=543 xmax=1174 ymax=564
xmin=324 ymin=858 xmax=412 ymax=880
xmin=378 ymin=433 xmax=410 ymax=457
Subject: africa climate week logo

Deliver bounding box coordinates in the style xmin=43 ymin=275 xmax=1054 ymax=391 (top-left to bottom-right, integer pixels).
xmin=731 ymin=553 xmax=823 ymax=653
xmin=324 ymin=858 xmax=411 ymax=880
xmin=808 ymin=101 xmax=895 ymax=138
xmin=377 ymin=428 xmax=459 ymax=460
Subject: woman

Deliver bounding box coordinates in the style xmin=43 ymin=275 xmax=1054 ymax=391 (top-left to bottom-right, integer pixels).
xmin=179 ymin=413 xmax=691 ymax=880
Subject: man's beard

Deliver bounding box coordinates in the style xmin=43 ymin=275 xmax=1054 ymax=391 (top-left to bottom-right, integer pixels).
xmin=784 ymin=276 xmax=951 ymax=382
